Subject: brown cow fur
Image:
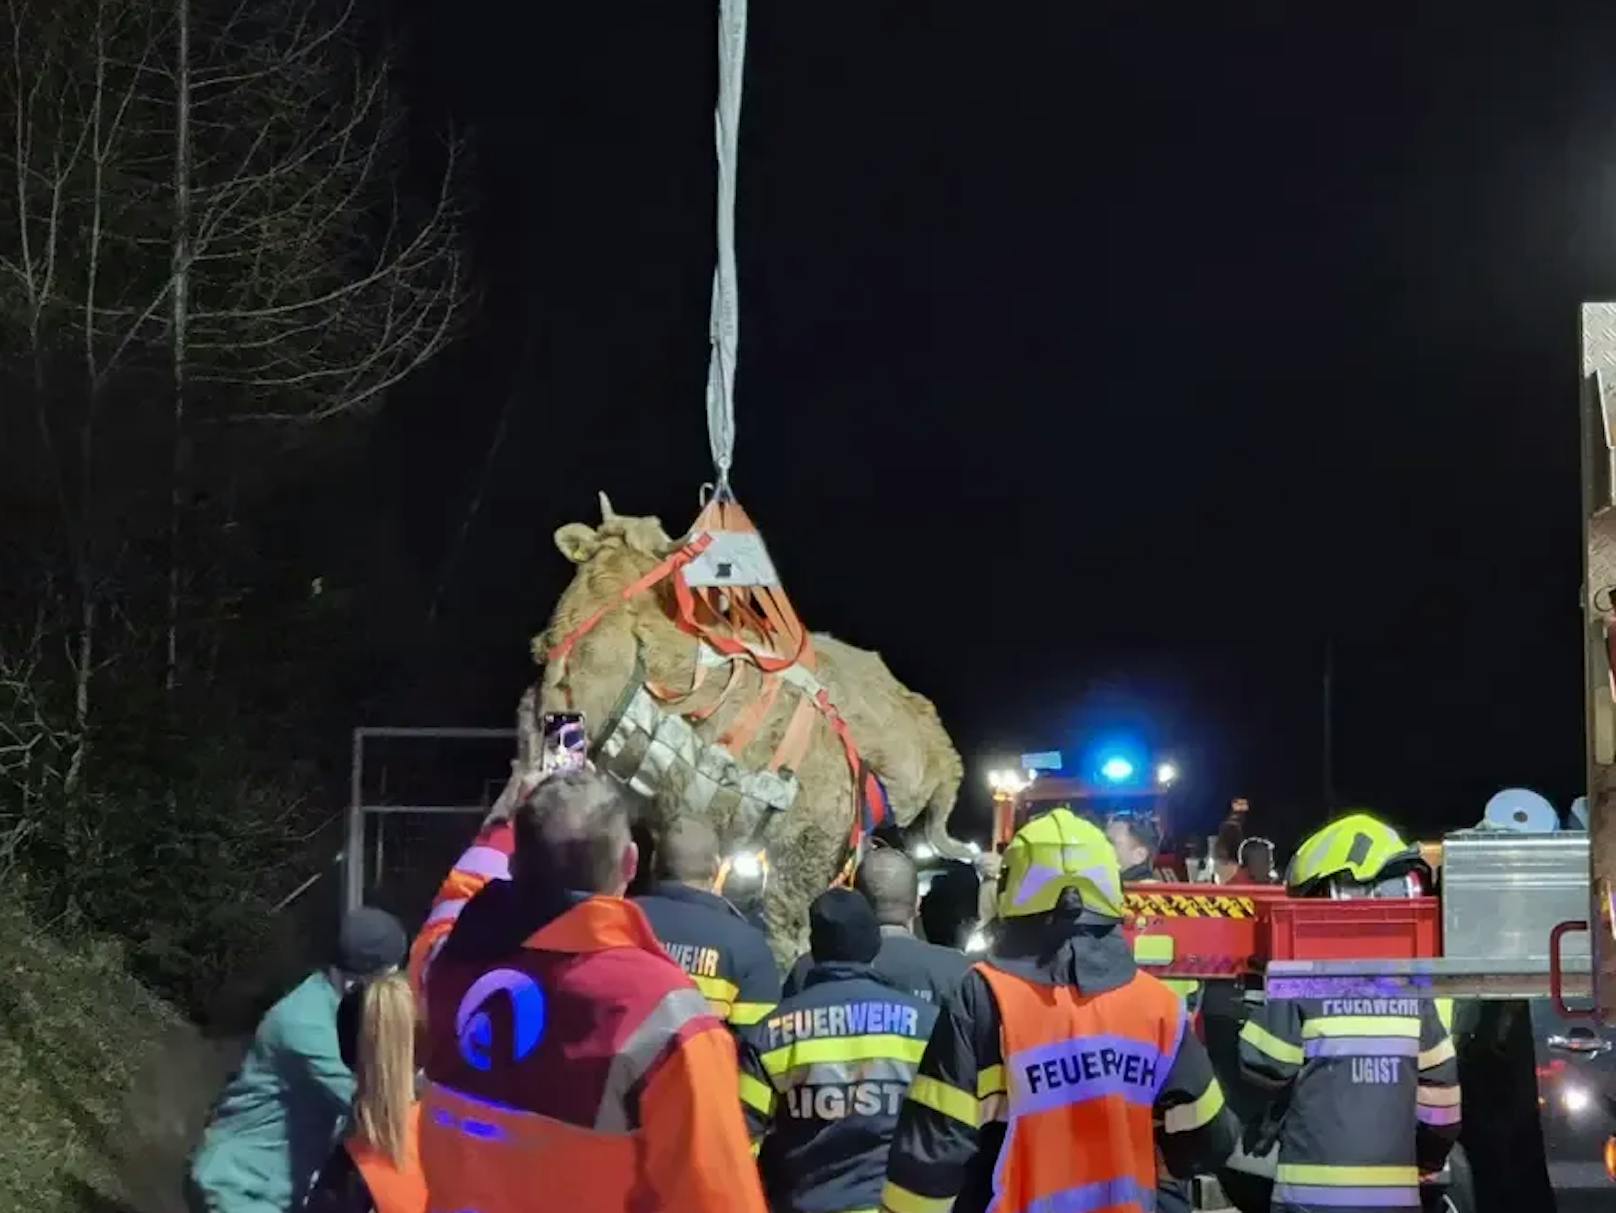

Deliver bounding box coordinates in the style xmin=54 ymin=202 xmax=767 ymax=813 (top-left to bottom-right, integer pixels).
xmin=526 ymin=494 xmax=967 ymax=964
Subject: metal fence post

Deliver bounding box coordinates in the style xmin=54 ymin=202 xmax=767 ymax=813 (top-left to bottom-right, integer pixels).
xmin=342 ymin=725 xmax=516 ymax=919
xmin=345 ymin=727 xmax=364 ymax=912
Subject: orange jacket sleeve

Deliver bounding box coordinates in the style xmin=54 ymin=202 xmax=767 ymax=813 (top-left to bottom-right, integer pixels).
xmin=640 ymin=1023 xmax=767 ymax=1213
xmin=407 ymin=821 xmax=515 ymax=1005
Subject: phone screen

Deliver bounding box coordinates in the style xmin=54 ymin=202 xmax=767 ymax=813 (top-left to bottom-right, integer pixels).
xmin=540 ymin=711 xmax=588 ymax=774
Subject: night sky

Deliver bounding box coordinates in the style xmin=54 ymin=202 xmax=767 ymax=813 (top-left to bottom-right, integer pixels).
xmin=361 ymin=4 xmax=1616 ymax=847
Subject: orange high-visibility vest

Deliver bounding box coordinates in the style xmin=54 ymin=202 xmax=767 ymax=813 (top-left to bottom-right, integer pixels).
xmin=344 ymin=1105 xmax=427 ymax=1213
xmin=976 ymin=963 xmax=1187 ymax=1213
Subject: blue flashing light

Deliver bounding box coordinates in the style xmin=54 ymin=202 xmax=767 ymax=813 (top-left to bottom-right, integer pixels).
xmin=1100 ymin=756 xmax=1135 ymax=783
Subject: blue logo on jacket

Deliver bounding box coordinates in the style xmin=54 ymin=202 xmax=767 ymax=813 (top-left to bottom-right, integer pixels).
xmin=455 ymin=969 xmax=547 ymax=1072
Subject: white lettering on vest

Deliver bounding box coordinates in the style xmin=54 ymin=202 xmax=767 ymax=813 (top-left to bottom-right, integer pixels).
xmin=783 ymin=1081 xmax=910 ymax=1119
xmin=1350 ymin=1057 xmax=1403 ymax=1084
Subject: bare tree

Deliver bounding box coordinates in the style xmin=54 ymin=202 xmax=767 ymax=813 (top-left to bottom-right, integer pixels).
xmin=163 ymin=0 xmax=470 ymax=686
xmin=0 ymin=0 xmax=470 ymax=721
xmin=168 ymin=0 xmax=192 ymax=694
xmin=1 ymin=0 xmax=166 ymax=787
xmin=178 ymin=0 xmax=469 ymax=425
xmin=0 ymin=611 xmax=80 ymax=859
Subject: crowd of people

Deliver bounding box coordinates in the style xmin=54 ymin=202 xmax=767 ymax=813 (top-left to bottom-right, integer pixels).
xmin=186 ymin=768 xmax=1459 ymax=1213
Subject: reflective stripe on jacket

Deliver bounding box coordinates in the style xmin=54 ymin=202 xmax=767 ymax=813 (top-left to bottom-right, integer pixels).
xmin=634 ymin=882 xmax=781 ymax=1025
xmin=406 ymin=822 xmax=514 ymax=1006
xmin=741 ymin=963 xmax=937 ymax=1213
xmin=421 ymin=894 xmax=766 ymax=1213
xmin=1239 ymin=996 xmax=1461 ymax=1212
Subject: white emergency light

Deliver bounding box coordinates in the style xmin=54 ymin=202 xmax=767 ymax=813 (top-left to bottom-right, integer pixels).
xmin=987 ymin=769 xmax=1034 ymax=795
xmin=1100 ymin=756 xmax=1134 ymax=783
xmin=1156 ymin=762 xmax=1179 ymax=787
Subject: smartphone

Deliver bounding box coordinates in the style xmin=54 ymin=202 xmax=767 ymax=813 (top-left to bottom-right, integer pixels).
xmin=540 ymin=711 xmax=588 ymax=775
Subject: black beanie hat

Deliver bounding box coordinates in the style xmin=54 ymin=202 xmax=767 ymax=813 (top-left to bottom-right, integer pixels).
xmin=809 ymin=888 xmax=881 ymax=964
xmin=336 ymin=907 xmax=406 ymax=978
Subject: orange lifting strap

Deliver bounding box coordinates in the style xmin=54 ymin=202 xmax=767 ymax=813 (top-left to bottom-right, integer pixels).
xmin=670 ymin=496 xmax=814 ymax=673
xmin=547 ymin=493 xmax=889 ymax=868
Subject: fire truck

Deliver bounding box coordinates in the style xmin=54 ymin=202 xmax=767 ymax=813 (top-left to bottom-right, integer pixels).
xmin=987 ymin=751 xmax=1190 ymax=866
xmin=973 ymin=308 xmax=1616 ymax=1211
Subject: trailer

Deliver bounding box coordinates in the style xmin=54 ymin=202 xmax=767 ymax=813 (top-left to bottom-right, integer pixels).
xmin=1094 ymin=304 xmax=1616 ymax=1212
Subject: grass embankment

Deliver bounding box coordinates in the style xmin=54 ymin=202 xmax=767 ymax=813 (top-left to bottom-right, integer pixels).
xmin=0 ymin=897 xmax=237 ymax=1213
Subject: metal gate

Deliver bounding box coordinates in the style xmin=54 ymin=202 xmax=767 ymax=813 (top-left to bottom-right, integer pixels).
xmin=342 ymin=726 xmax=516 ymax=925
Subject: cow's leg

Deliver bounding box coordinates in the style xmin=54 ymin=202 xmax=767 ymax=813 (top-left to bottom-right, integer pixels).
xmin=759 ymin=811 xmax=847 ymax=971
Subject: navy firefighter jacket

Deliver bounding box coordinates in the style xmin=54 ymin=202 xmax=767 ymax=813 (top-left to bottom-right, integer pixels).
xmin=740 ymin=962 xmax=938 ymax=1213
xmin=634 ymin=881 xmax=781 ymax=1027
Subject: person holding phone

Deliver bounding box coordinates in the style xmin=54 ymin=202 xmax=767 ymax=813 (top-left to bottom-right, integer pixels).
xmin=407 ymin=710 xmax=586 ymax=1005
xmin=418 ymin=769 xmax=765 ymax=1213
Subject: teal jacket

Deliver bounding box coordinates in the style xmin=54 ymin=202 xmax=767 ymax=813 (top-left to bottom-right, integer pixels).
xmin=190 ymin=972 xmax=354 ymax=1212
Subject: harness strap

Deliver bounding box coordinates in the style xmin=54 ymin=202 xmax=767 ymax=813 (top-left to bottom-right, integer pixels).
xmin=753 ymin=584 xmax=810 ymax=666
xmin=768 ymin=689 xmax=818 ymax=774
xmin=644 ymin=646 xmax=707 ymax=706
xmin=672 ymin=567 xmax=806 ymax=672
xmin=812 ymin=689 xmax=890 ymax=847
xmin=687 ymin=659 xmax=741 ymax=721
xmin=547 ymin=534 xmax=715 ymax=668
xmin=718 ymin=671 xmax=782 ymax=755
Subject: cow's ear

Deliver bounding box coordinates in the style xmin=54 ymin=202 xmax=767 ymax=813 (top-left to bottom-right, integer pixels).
xmin=555 ymin=523 xmax=600 ymax=564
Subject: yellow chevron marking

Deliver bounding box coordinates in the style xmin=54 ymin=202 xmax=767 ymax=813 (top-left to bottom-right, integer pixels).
xmin=1123 ymin=892 xmax=1256 ymax=919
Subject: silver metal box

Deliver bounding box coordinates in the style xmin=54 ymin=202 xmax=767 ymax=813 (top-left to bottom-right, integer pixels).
xmin=1441 ymin=831 xmax=1590 ymax=963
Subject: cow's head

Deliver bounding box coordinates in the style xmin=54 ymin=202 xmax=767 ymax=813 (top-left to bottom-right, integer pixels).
xmin=554 ymin=492 xmax=676 ymax=577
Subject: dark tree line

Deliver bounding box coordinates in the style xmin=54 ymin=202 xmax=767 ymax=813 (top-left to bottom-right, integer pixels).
xmin=0 ymin=0 xmax=471 ymax=1016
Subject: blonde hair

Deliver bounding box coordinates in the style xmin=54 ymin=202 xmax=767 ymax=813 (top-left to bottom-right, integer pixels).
xmin=352 ymin=972 xmax=416 ymax=1167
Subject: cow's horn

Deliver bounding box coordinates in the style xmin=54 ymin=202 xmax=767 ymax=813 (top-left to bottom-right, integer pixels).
xmin=598 ymin=491 xmax=618 ymax=522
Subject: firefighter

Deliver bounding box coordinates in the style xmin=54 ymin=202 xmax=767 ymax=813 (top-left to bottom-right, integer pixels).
xmin=419 ymin=769 xmax=764 ymax=1213
xmin=781 ymin=847 xmax=968 ymax=1004
xmin=741 ymin=888 xmax=937 ymax=1213
xmin=635 ymin=817 xmax=782 ymax=1027
xmin=881 ymin=808 xmax=1238 ymax=1213
xmin=1239 ymin=812 xmax=1461 ymax=1213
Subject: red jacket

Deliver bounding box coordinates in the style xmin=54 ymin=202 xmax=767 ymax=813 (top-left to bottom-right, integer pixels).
xmin=421 ymin=891 xmax=766 ymax=1213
